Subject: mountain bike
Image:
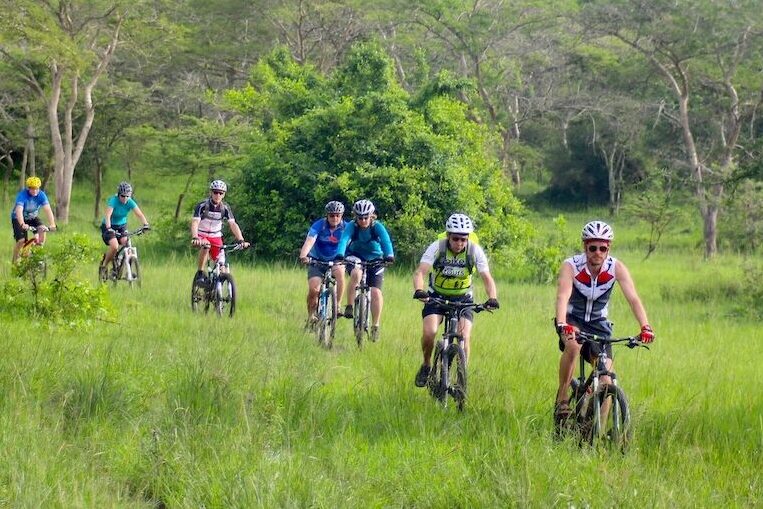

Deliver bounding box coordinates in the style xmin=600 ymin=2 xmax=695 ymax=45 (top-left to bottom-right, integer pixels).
xmin=559 ymin=330 xmax=649 ymax=451
xmin=99 ymin=227 xmax=148 ymax=288
xmin=18 ymin=225 xmax=53 ymax=280
xmin=308 ymin=258 xmax=339 ymax=349
xmin=191 ymin=242 xmax=247 ymax=317
xmin=350 ymin=259 xmax=387 ymax=348
xmin=424 ymin=296 xmax=490 ymax=412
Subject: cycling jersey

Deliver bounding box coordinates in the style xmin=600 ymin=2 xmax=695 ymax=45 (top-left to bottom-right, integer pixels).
xmin=336 ymin=221 xmax=393 ymax=260
xmin=193 ymin=199 xmax=234 ymax=238
xmin=307 ymin=218 xmax=346 ymax=261
xmin=565 ymin=253 xmax=618 ymax=325
xmin=11 ymin=189 xmax=49 ymax=221
xmin=420 ymin=239 xmax=489 ymax=297
xmin=101 ymin=195 xmax=137 ymax=226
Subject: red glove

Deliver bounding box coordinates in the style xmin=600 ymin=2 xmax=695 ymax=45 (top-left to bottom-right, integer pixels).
xmin=640 ymin=324 xmax=655 ymax=344
xmin=556 ymin=322 xmax=575 ymax=336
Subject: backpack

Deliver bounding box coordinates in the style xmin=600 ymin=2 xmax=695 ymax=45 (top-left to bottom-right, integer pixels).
xmin=350 ymin=221 xmax=381 ymax=244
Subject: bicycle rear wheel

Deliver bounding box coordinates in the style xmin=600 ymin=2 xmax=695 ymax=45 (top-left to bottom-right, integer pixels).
xmin=127 ymin=257 xmax=141 ymax=288
xmin=317 ymin=286 xmax=336 ymax=349
xmin=447 ymin=343 xmax=468 ymax=411
xmin=591 ymin=384 xmax=631 ymax=451
xmin=215 ymin=273 xmax=236 ymax=317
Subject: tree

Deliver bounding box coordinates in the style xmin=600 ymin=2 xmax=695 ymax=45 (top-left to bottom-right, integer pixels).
xmin=0 ymin=0 xmax=124 ymax=222
xmin=582 ymin=0 xmax=763 ymax=257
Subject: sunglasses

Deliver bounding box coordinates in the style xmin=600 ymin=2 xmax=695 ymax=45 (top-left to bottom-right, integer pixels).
xmin=356 ymin=216 xmax=370 ymax=221
xmin=212 ymin=191 xmax=225 ymax=195
xmin=119 ymin=194 xmax=130 ymax=198
xmin=587 ymin=245 xmax=609 ymax=253
xmin=450 ymin=235 xmax=469 ymax=242
xmin=327 ymin=213 xmax=342 ymax=218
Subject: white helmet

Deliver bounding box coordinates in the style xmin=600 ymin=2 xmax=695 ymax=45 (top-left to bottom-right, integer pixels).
xmin=209 ymin=180 xmax=227 ymax=192
xmin=581 ymin=220 xmax=614 ymax=241
xmin=353 ymin=199 xmax=375 ymax=216
xmin=445 ymin=213 xmax=474 ymax=235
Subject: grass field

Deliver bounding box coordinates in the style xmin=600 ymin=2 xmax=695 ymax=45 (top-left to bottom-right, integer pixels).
xmin=0 ymin=182 xmax=761 ymax=507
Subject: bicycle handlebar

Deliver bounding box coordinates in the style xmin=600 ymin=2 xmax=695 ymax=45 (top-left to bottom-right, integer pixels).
xmin=575 ymin=330 xmax=648 ymax=350
xmin=27 ymin=225 xmax=52 ymax=233
xmin=426 ymin=295 xmax=491 ymax=314
xmin=114 ymin=227 xmax=149 ymax=238
xmin=307 ymin=257 xmax=337 ymax=268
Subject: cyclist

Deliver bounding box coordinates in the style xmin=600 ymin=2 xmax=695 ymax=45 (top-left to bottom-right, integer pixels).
xmin=191 ymin=180 xmax=250 ymax=283
xmin=553 ymin=220 xmax=655 ymax=423
xmin=334 ymin=199 xmax=394 ymax=341
xmin=11 ymin=176 xmax=57 ymax=263
xmin=298 ymin=201 xmax=347 ymax=326
xmin=412 ymin=213 xmax=499 ymax=387
xmin=100 ymin=182 xmax=150 ymax=273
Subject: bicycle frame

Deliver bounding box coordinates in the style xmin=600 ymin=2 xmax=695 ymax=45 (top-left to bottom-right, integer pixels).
xmin=192 ymin=242 xmax=245 ymax=317
xmin=309 ymin=258 xmax=339 ymax=347
xmin=350 ymin=259 xmax=385 ymax=347
xmin=103 ymin=228 xmax=146 ymax=286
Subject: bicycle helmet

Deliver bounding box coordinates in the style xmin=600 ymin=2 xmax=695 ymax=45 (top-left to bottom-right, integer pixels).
xmin=353 ymin=199 xmax=375 ymax=216
xmin=445 ymin=213 xmax=474 ymax=235
xmin=325 ymin=201 xmax=345 ymax=215
xmin=117 ymin=181 xmax=133 ymax=196
xmin=209 ymin=180 xmax=227 ymax=192
xmin=26 ymin=176 xmax=42 ymax=189
xmin=581 ymin=220 xmax=614 ymax=241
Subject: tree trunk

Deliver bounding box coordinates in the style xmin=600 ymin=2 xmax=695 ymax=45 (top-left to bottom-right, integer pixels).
xmin=175 ymin=167 xmax=197 ymax=221
xmin=94 ymin=148 xmax=103 ymax=223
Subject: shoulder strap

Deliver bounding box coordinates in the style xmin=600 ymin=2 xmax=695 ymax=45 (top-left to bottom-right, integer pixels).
xmin=351 ymin=222 xmax=380 ymax=243
xmin=434 ymin=239 xmax=474 ymax=273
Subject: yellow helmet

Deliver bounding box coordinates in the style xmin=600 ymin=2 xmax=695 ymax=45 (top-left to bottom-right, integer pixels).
xmin=26 ymin=176 xmax=42 ymax=188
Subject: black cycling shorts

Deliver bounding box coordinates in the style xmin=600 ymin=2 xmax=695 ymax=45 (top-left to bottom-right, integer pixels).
xmin=11 ymin=217 xmax=41 ymax=241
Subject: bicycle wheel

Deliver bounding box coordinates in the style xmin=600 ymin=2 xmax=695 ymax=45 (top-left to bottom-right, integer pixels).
xmin=215 ymin=273 xmax=236 ymax=317
xmin=447 ymin=343 xmax=468 ymax=411
xmin=113 ymin=259 xmax=122 ymax=287
xmin=318 ymin=286 xmax=336 ymax=349
xmin=127 ymin=257 xmax=141 ymax=288
xmin=590 ymin=384 xmax=631 ymax=451
xmin=98 ymin=256 xmax=108 ymax=284
xmin=191 ymin=276 xmax=209 ymax=313
xmin=427 ymin=342 xmax=446 ymax=403
xmin=353 ymin=292 xmax=367 ymax=348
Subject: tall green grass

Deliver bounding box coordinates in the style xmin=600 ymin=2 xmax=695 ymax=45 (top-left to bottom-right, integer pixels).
xmin=1 ymin=238 xmax=761 ymax=507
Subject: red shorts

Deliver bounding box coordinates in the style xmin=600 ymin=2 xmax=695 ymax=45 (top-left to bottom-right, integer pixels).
xmin=199 ymin=235 xmax=223 ymax=261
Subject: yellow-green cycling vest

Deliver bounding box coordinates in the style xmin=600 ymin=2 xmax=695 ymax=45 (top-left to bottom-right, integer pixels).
xmin=430 ymin=238 xmax=477 ymax=297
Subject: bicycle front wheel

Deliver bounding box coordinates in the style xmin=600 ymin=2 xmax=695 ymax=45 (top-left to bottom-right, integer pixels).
xmin=127 ymin=257 xmax=141 ymax=288
xmin=591 ymin=384 xmax=631 ymax=451
xmin=215 ymin=273 xmax=236 ymax=317
xmin=318 ymin=286 xmax=336 ymax=349
xmin=427 ymin=342 xmax=446 ymax=403
xmin=353 ymin=293 xmax=367 ymax=348
xmin=447 ymin=343 xmax=468 ymax=411
xmin=191 ymin=276 xmax=209 ymax=313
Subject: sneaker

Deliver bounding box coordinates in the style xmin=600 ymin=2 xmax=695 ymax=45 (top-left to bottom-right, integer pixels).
xmin=343 ymin=305 xmax=353 ymax=318
xmin=554 ymin=400 xmax=572 ymax=428
xmin=194 ymin=270 xmax=206 ymax=284
xmin=370 ymin=325 xmax=380 ymax=342
xmin=414 ymin=364 xmax=431 ymax=387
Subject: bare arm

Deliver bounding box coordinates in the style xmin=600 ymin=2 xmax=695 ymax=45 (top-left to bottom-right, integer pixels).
xmin=555 ymin=262 xmax=574 ymax=325
xmin=42 ymin=204 xmax=56 ymax=228
xmin=616 ymin=260 xmax=650 ymax=327
xmin=479 ymin=270 xmax=498 ymax=300
xmin=228 ymin=220 xmax=245 ymax=242
xmin=14 ymin=205 xmax=24 ymax=225
xmin=133 ymin=206 xmax=148 ymax=225
xmin=413 ymin=261 xmax=432 ymax=292
xmin=190 ymin=217 xmax=200 ymax=238
xmin=298 ymin=235 xmax=317 ymax=259
xmin=104 ymin=207 xmax=115 ymax=229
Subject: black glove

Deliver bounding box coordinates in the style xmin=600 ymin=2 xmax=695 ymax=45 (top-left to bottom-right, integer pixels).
xmin=485 ymin=298 xmax=499 ymax=310
xmin=413 ymin=289 xmax=429 ymax=300
xmin=142 ymin=223 xmax=151 ymax=231
xmin=384 ymin=255 xmax=395 ymax=265
xmin=334 ymin=254 xmax=345 ymax=261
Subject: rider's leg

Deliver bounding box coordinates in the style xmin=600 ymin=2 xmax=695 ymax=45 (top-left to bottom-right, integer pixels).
xmin=102 ymin=237 xmax=120 ymax=266
xmin=457 ymin=318 xmax=475 ymax=365
xmin=346 ymin=266 xmax=361 ymax=308
xmin=333 ymin=265 xmax=345 ymax=309
xmin=421 ymin=314 xmax=440 ymax=366
xmin=556 ymin=337 xmax=582 ymax=404
xmin=370 ymin=287 xmax=383 ymax=327
xmin=11 ymin=219 xmax=27 ymax=263
xmin=197 ymin=247 xmax=209 ymax=271
xmin=12 ymin=239 xmax=27 ymax=263
xmin=307 ymin=276 xmax=321 ymax=317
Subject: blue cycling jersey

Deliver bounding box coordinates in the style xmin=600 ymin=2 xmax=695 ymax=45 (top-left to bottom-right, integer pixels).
xmin=307 ymin=218 xmax=346 ymax=261
xmin=11 ymin=189 xmax=49 ymax=221
xmin=101 ymin=195 xmax=137 ymax=226
xmin=336 ymin=221 xmax=394 ymax=260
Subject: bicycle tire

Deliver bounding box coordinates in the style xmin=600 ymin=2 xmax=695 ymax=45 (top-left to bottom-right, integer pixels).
xmin=215 ymin=273 xmax=236 ymax=317
xmin=113 ymin=258 xmax=122 ymax=287
xmin=590 ymin=384 xmax=631 ymax=451
xmin=447 ymin=343 xmax=468 ymax=411
xmin=318 ymin=286 xmax=336 ymax=349
xmin=427 ymin=342 xmax=446 ymax=402
xmin=98 ymin=259 xmax=108 ymax=284
xmin=354 ymin=292 xmax=366 ymax=348
xmin=127 ymin=257 xmax=141 ymax=288
xmin=191 ymin=276 xmax=209 ymax=313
